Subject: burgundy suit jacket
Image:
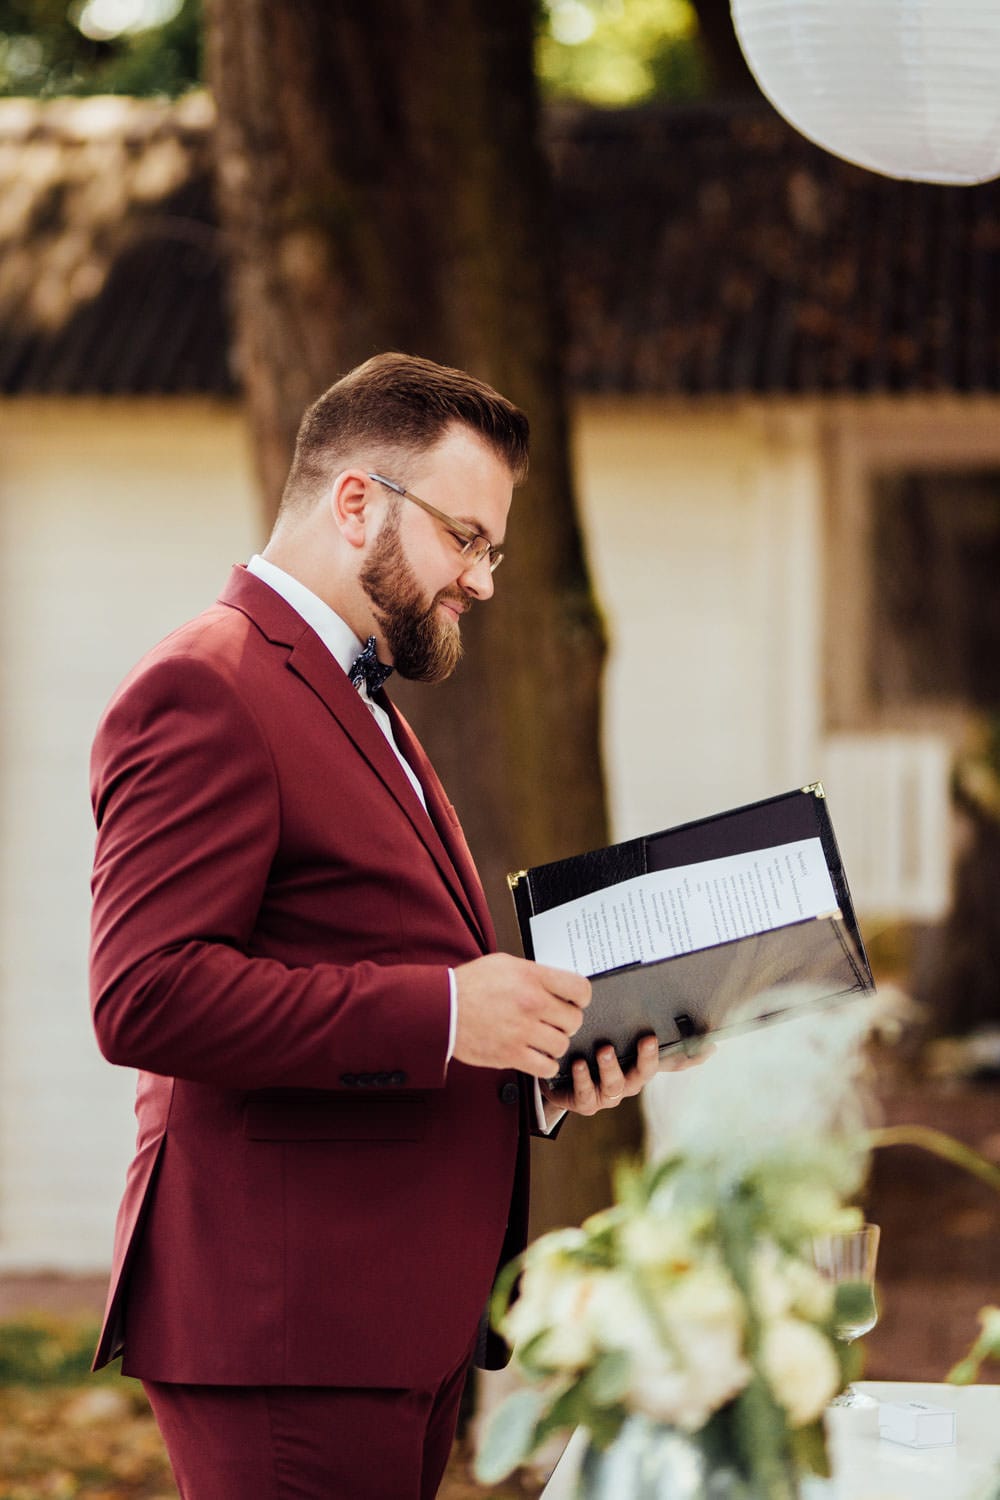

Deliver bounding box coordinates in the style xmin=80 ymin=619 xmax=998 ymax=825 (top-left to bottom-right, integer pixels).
xmin=89 ymin=567 xmax=529 ymax=1386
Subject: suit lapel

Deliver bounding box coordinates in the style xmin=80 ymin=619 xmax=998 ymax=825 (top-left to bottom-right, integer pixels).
xmin=219 ymin=567 xmax=490 ymax=951
xmin=386 ymin=702 xmax=496 ymax=952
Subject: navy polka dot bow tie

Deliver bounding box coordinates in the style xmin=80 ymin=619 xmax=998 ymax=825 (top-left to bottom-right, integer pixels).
xmin=349 ymin=636 xmax=393 ymax=697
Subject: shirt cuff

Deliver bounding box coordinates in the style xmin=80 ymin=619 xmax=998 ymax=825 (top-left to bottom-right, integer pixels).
xmin=446 ymin=969 xmax=457 ymax=1062
xmin=533 ymin=1078 xmax=565 ymax=1135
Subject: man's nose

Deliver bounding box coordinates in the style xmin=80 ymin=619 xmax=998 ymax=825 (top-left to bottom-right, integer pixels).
xmin=458 ymin=553 xmax=495 ymax=600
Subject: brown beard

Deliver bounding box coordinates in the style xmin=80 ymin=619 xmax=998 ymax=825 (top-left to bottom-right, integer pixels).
xmin=359 ymin=508 xmax=466 ymax=683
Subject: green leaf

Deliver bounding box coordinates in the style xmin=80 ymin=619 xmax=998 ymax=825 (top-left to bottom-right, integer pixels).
xmin=534 ymin=1404 xmax=578 ymax=1447
xmin=946 ymin=1356 xmax=980 ymax=1386
xmin=584 ymin=1404 xmax=628 ymax=1451
xmin=699 ymin=1407 xmax=739 ymax=1473
xmin=731 ymin=1375 xmax=796 ymax=1499
xmin=612 ymin=1155 xmax=648 ymax=1208
xmin=789 ymin=1419 xmax=831 ymax=1478
xmin=946 ymin=1305 xmax=1000 ymax=1385
xmin=474 ymin=1387 xmax=547 ymax=1483
xmin=515 ymin=1330 xmax=558 ymax=1377
xmin=490 ymin=1252 xmax=525 ymax=1330
xmin=581 ymin=1350 xmax=631 ymax=1406
xmin=715 ymin=1186 xmax=761 ymax=1303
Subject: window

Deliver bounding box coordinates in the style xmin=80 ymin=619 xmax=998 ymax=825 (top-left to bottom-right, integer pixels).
xmin=869 ymin=468 xmax=1000 ymax=712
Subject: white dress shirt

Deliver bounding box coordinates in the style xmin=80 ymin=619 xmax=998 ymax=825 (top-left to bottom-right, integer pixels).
xmin=247 ymin=554 xmax=427 ymax=809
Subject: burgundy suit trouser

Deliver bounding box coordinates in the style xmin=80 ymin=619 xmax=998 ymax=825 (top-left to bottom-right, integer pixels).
xmin=142 ymin=1344 xmax=474 ymax=1500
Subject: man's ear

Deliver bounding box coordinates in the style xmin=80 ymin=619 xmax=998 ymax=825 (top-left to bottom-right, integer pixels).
xmin=328 ymin=471 xmax=372 ymax=549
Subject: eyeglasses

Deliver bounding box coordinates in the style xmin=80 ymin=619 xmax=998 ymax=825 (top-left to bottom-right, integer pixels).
xmin=368 ymin=473 xmax=504 ymax=573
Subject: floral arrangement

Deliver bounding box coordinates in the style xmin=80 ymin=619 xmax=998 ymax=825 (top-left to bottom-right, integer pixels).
xmin=476 ymin=990 xmax=1000 ymax=1499
xmin=476 ymin=1143 xmax=868 ymax=1499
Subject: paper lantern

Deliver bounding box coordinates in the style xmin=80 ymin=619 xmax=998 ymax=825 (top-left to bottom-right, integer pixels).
xmin=730 ymin=0 xmax=1000 ymax=184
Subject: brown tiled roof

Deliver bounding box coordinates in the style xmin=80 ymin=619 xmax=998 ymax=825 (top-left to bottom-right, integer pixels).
xmin=553 ymin=101 xmax=1000 ymax=395
xmin=0 ymin=94 xmax=230 ymax=395
xmin=2 ymin=94 xmax=1000 ymax=397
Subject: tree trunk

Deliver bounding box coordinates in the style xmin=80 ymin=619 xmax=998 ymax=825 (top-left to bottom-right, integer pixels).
xmin=203 ymin=0 xmax=642 ymax=1235
xmin=691 ymin=0 xmax=762 ymax=96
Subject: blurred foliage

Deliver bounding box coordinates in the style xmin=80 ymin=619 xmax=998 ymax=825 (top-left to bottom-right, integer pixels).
xmin=0 ymin=1316 xmax=102 ymax=1386
xmin=0 ymin=0 xmax=200 ymax=96
xmin=537 ymin=0 xmax=707 ymax=105
xmin=0 ymin=1316 xmax=170 ymax=1500
xmin=953 ymin=713 xmax=1000 ymax=824
xmin=922 ymin=711 xmax=1000 ymax=1041
xmin=0 ymin=0 xmax=706 ymax=103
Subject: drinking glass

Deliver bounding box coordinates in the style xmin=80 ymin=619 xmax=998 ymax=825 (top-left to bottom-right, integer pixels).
xmin=812 ymin=1222 xmax=880 ymax=1408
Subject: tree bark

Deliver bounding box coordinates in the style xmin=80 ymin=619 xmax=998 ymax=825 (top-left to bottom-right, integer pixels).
xmin=203 ymin=0 xmax=642 ymax=1235
xmin=690 ymin=0 xmax=762 ymax=96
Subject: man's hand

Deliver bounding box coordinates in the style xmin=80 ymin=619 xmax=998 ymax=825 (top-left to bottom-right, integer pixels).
xmin=452 ymin=953 xmax=591 ymax=1078
xmin=540 ymin=1033 xmax=713 ymax=1118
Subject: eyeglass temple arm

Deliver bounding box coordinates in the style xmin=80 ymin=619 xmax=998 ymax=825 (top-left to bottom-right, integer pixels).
xmin=367 ymin=473 xmax=406 ymax=496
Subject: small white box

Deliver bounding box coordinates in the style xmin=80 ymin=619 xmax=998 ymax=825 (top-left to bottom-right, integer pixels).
xmin=878 ymin=1399 xmax=957 ymax=1448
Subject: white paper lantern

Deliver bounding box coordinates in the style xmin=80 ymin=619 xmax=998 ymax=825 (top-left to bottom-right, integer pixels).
xmin=730 ymin=0 xmax=1000 ymax=184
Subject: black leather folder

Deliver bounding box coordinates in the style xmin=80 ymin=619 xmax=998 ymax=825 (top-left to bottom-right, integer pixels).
xmin=508 ymin=784 xmax=874 ymax=1088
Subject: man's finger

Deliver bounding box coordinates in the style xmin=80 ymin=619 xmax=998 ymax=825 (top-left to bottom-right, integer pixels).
xmin=534 ymin=996 xmax=588 ymax=1043
xmin=569 ymin=1058 xmax=600 ymax=1112
xmin=629 ymin=1034 xmax=660 ymax=1085
xmin=531 ymin=963 xmax=592 ymax=1008
xmin=594 ymin=1045 xmax=628 ymax=1104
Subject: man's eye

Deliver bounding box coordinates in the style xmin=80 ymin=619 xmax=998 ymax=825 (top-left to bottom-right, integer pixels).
xmin=448 ymin=531 xmax=471 ymax=551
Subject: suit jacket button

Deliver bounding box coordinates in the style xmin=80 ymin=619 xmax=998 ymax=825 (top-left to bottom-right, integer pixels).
xmin=499 ymin=1081 xmax=519 ymax=1106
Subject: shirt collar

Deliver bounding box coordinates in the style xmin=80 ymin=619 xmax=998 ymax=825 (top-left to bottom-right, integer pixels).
xmin=246 ymin=554 xmax=363 ymax=677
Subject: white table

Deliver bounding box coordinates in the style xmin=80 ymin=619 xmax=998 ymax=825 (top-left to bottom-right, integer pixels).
xmin=540 ymin=1383 xmax=1000 ymax=1499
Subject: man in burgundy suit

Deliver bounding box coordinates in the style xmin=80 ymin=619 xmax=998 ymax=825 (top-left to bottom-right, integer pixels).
xmin=89 ymin=353 xmax=665 ymax=1499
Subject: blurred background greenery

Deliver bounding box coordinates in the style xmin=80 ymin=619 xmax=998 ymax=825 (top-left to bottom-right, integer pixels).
xmin=0 ymin=0 xmax=707 ymax=104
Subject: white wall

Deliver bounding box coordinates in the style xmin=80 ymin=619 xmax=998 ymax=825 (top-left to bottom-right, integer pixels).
xmin=574 ymin=400 xmax=824 ymax=842
xmin=0 ymin=399 xmax=260 ymax=1270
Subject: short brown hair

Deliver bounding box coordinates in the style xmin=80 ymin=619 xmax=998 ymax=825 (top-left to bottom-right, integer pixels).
xmin=281 ymin=352 xmax=529 ymax=511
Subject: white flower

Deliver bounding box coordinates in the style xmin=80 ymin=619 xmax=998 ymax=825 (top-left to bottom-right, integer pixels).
xmin=664 ymin=1261 xmax=744 ymax=1326
xmin=527 ymin=1226 xmax=588 ymax=1262
xmin=581 ymin=1268 xmax=653 ymax=1357
xmin=752 ymin=1242 xmax=834 ymax=1323
xmin=626 ymin=1356 xmax=693 ymax=1425
xmin=783 ymin=1257 xmax=835 ymax=1323
xmin=504 ymin=1258 xmax=598 ymax=1372
xmin=752 ymin=1241 xmax=792 ymax=1319
xmin=656 ymin=1268 xmax=752 ymax=1429
xmin=765 ymin=1180 xmax=854 ymax=1238
xmin=580 ymin=1260 xmax=751 ymax=1430
xmin=619 ymin=1210 xmax=699 ymax=1273
xmin=760 ymin=1317 xmax=840 ymax=1426
xmin=532 ymin=1300 xmax=596 ymax=1370
xmin=620 ymin=1312 xmax=751 ymax=1431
